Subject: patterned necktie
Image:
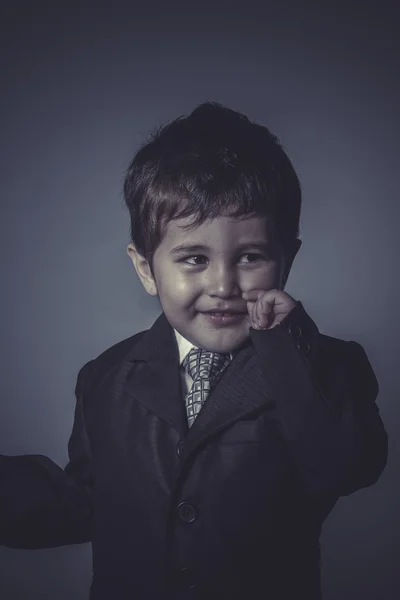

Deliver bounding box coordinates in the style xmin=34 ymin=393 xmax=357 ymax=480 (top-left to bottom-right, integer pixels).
xmin=182 ymin=347 xmax=232 ymax=428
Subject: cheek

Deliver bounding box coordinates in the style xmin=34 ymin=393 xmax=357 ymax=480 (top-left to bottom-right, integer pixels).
xmin=165 ymin=273 xmax=198 ymax=301
xmin=243 ymin=264 xmax=280 ymax=288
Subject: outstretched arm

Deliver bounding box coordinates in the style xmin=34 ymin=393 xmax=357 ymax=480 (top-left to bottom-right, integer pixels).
xmin=0 ymin=360 xmax=94 ymax=549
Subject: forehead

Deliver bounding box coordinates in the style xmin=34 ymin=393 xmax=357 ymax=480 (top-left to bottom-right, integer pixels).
xmin=160 ymin=215 xmax=270 ymax=250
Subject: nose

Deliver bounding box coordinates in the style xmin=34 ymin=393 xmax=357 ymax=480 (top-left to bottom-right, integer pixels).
xmin=205 ymin=262 xmax=240 ymax=298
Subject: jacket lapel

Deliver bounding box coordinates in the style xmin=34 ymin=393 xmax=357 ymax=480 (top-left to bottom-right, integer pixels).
xmin=124 ymin=312 xmax=189 ymax=440
xmin=181 ymin=343 xmax=275 ymax=461
xmin=122 ymin=312 xmax=275 ymax=460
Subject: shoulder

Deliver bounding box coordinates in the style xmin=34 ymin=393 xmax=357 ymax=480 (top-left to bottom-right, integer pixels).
xmin=319 ymin=332 xmax=373 ymax=365
xmin=318 ymin=332 xmax=349 ymax=355
xmin=75 ymin=329 xmax=148 ymax=393
xmin=316 ymin=333 xmax=378 ymax=397
xmin=283 ymin=301 xmax=378 ymax=392
xmin=93 ymin=330 xmax=147 ymax=365
xmin=287 ymin=301 xmax=374 ymax=367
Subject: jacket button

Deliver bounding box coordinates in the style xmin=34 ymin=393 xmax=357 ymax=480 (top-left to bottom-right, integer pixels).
xmin=296 ymin=338 xmax=311 ymax=356
xmin=288 ymin=323 xmax=302 ymax=338
xmin=177 ymin=440 xmax=184 ymax=457
xmin=179 ymin=567 xmax=197 ymax=589
xmin=177 ymin=502 xmax=197 ymax=523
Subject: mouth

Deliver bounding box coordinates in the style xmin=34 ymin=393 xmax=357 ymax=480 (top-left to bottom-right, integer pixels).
xmin=204 ymin=312 xmax=243 ymax=315
xmin=202 ymin=309 xmax=247 ymax=315
xmin=201 ymin=312 xmax=246 ymax=325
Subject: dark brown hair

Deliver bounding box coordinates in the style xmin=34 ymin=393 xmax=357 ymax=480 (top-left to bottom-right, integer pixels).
xmin=123 ymin=101 xmax=302 ymax=274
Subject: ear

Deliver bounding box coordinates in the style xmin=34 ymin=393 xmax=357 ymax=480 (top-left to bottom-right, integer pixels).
xmin=279 ymin=239 xmax=302 ymax=290
xmin=127 ymin=244 xmax=158 ymax=297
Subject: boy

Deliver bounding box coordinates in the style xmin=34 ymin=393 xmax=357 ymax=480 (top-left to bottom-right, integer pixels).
xmin=0 ymin=102 xmax=388 ymax=599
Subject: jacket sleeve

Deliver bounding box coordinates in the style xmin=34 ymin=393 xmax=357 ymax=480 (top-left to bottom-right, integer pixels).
xmin=250 ymin=301 xmax=388 ymax=498
xmin=0 ymin=360 xmax=94 ymax=549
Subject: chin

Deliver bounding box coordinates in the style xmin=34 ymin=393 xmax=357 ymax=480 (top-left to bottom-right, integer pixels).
xmin=201 ymin=333 xmax=249 ymax=354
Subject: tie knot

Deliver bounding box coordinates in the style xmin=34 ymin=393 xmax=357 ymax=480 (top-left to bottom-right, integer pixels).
xmin=182 ymin=347 xmax=231 ymax=383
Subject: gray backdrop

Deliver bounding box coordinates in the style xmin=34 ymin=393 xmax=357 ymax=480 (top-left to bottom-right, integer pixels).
xmin=0 ymin=1 xmax=398 ymax=598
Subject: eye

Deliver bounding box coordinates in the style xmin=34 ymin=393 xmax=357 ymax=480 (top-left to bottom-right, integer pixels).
xmin=180 ymin=253 xmax=266 ymax=266
xmin=239 ymin=253 xmax=265 ymax=263
xmin=181 ymin=255 xmax=207 ymax=265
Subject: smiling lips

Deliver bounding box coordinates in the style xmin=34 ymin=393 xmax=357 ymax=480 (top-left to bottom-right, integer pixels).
xmin=203 ymin=309 xmax=246 ymax=315
xmin=206 ymin=312 xmax=243 ymax=315
xmin=202 ymin=312 xmax=246 ymax=326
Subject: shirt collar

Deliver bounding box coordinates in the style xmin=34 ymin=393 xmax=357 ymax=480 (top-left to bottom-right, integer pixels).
xmin=173 ymin=328 xmax=233 ymax=366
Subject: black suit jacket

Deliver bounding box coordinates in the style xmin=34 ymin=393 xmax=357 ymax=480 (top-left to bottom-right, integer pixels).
xmin=0 ymin=302 xmax=388 ymax=599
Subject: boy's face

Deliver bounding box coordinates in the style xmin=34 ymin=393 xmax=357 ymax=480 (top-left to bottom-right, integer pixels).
xmin=127 ymin=215 xmax=300 ymax=354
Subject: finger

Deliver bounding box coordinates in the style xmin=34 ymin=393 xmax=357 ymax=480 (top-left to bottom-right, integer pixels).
xmin=252 ymin=300 xmax=259 ymax=328
xmin=255 ymin=297 xmax=262 ymax=327
xmin=251 ymin=296 xmax=265 ymax=329
xmin=242 ymin=289 xmax=278 ymax=302
xmin=259 ymin=300 xmax=273 ymax=329
xmin=246 ymin=301 xmax=257 ymax=328
xmin=260 ymin=293 xmax=275 ymax=327
xmin=269 ymin=317 xmax=283 ymax=329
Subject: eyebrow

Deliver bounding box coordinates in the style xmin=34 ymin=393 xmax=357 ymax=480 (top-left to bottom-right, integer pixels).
xmin=171 ymin=242 xmax=273 ymax=254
